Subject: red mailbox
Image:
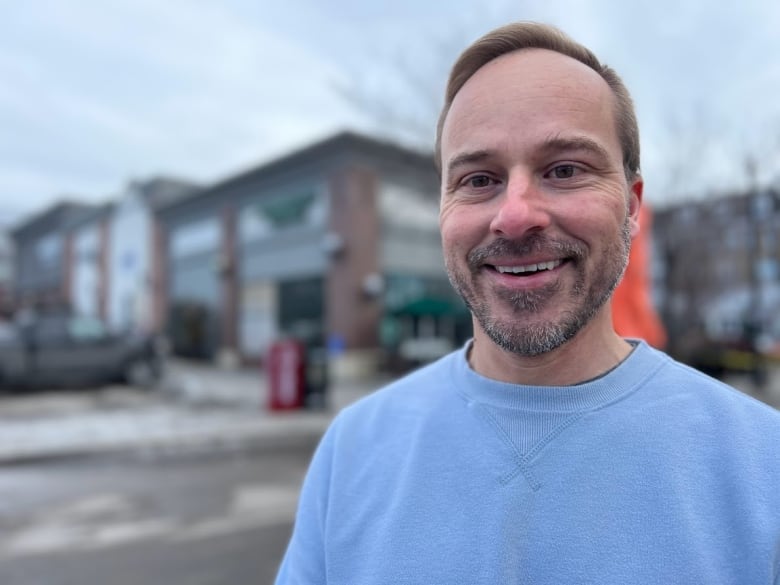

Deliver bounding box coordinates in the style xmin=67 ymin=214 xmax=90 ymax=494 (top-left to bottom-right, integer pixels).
xmin=267 ymin=340 xmax=306 ymax=410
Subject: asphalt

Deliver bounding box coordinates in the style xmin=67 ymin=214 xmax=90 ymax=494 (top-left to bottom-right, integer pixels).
xmin=0 ymin=358 xmax=777 ymax=465
xmin=0 ymin=359 xmax=390 ymax=465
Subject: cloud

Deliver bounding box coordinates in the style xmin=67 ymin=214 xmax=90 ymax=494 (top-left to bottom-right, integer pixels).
xmin=0 ymin=0 xmax=359 ymax=221
xmin=1 ymin=0 xmax=779 ymax=223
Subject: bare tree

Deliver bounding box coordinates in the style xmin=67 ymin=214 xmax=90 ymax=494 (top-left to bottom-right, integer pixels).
xmin=657 ymin=104 xmax=721 ymax=202
xmin=338 ymin=20 xmax=780 ymax=200
xmin=737 ymin=119 xmax=780 ymax=190
xmin=333 ymin=30 xmax=472 ymax=151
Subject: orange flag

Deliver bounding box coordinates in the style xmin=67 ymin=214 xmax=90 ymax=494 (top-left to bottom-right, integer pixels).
xmin=612 ymin=205 xmax=667 ymax=349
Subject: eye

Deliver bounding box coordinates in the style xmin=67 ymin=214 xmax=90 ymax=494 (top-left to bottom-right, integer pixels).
xmin=547 ymin=164 xmax=578 ymax=179
xmin=462 ymin=174 xmax=496 ymax=189
xmin=470 ymin=175 xmax=492 ymax=187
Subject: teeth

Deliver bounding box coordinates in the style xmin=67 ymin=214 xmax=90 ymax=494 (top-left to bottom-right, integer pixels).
xmin=495 ymin=260 xmax=562 ymax=274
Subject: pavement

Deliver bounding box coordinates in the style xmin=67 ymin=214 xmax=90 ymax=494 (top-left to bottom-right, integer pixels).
xmin=0 ymin=359 xmax=391 ymax=465
xmin=0 ymin=358 xmax=777 ymax=465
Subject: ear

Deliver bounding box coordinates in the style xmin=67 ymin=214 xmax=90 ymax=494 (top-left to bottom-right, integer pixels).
xmin=628 ymin=176 xmax=643 ymax=239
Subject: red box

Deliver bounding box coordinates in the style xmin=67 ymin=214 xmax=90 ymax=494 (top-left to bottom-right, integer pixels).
xmin=267 ymin=340 xmax=306 ymax=410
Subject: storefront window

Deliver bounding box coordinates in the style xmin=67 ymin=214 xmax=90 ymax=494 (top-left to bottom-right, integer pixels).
xmin=35 ymin=233 xmax=61 ymax=267
xmin=170 ymin=217 xmax=220 ymax=259
xmin=278 ymin=277 xmax=324 ymax=346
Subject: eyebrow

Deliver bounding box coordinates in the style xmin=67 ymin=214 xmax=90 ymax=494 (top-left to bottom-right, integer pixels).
xmin=445 ymin=150 xmax=494 ymax=174
xmin=537 ymin=134 xmax=612 ymax=164
xmin=443 ymin=150 xmax=495 ymax=184
xmin=443 ymin=134 xmax=613 ymax=180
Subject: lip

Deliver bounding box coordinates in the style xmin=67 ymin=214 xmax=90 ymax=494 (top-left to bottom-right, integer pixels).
xmin=489 ymin=257 xmax=563 ymax=273
xmin=482 ymin=258 xmax=568 ymax=289
xmin=486 ymin=256 xmax=562 ymax=268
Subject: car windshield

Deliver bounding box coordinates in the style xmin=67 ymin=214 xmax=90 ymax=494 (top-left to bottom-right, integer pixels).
xmin=68 ymin=317 xmax=107 ymax=340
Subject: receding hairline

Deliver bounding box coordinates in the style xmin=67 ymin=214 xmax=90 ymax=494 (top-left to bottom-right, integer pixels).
xmin=439 ymin=46 xmax=615 ymax=163
xmin=439 ymin=49 xmax=622 ymax=172
xmin=434 ymin=22 xmax=641 ymax=181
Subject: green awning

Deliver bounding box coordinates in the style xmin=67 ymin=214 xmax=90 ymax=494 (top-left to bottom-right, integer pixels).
xmin=390 ymin=297 xmax=468 ymax=317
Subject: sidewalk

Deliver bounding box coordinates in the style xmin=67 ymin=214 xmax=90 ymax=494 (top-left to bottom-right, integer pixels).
xmin=0 ymin=359 xmax=776 ymax=466
xmin=0 ymin=360 xmax=391 ymax=465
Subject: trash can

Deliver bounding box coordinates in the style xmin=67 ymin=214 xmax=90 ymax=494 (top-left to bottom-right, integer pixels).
xmin=267 ymin=339 xmax=306 ymax=410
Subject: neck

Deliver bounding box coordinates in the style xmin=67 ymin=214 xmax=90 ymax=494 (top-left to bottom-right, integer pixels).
xmin=469 ymin=318 xmax=633 ymax=386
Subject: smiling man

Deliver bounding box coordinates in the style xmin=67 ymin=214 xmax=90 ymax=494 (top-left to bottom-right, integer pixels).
xmin=438 ymin=44 xmax=639 ymax=383
xmin=276 ymin=22 xmax=780 ymax=584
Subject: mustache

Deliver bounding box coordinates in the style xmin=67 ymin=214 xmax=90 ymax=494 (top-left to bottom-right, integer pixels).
xmin=467 ymin=235 xmax=585 ymax=269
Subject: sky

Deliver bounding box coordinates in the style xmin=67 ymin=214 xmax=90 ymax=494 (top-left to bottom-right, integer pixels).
xmin=2 ymin=0 xmax=780 ymax=226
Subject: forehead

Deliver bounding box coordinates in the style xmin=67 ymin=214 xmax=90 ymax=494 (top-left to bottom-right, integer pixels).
xmin=441 ymin=49 xmax=621 ymax=165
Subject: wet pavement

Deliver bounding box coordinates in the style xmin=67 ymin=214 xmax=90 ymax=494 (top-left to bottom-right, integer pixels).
xmin=0 ymin=359 xmax=386 ymax=464
xmin=0 ymin=358 xmax=776 ymax=465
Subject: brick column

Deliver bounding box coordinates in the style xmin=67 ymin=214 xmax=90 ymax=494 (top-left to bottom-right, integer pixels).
xmin=326 ymin=167 xmax=382 ymax=351
xmin=61 ymin=232 xmax=74 ymax=310
xmin=220 ymin=206 xmax=238 ymax=356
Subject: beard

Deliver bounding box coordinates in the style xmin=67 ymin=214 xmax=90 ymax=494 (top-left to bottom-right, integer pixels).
xmin=445 ymin=219 xmax=632 ymax=357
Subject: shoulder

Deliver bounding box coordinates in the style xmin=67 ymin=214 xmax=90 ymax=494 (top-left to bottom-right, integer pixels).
xmin=325 ymin=350 xmax=465 ymax=442
xmin=654 ymin=349 xmax=777 ymax=409
xmin=344 ymin=350 xmax=461 ymax=414
xmin=640 ymin=347 xmax=780 ymax=439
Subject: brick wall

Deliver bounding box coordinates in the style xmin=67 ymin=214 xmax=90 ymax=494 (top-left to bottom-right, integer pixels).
xmin=326 ymin=167 xmax=382 ymax=350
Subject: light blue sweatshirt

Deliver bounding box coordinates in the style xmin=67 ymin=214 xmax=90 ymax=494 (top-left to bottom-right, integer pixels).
xmin=276 ymin=341 xmax=780 ymax=584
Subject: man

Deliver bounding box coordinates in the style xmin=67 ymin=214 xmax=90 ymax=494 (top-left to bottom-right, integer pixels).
xmin=276 ymin=22 xmax=780 ymax=584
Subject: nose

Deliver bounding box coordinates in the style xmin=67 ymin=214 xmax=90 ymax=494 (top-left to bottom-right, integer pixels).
xmin=489 ymin=173 xmax=551 ymax=238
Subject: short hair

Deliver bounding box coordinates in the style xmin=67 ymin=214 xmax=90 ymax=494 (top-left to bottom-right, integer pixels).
xmin=435 ymin=22 xmax=640 ymax=181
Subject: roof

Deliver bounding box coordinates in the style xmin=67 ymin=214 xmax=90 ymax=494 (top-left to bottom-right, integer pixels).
xmin=130 ymin=177 xmax=201 ymax=210
xmin=157 ymin=131 xmax=436 ymax=214
xmin=10 ymin=201 xmax=99 ymax=239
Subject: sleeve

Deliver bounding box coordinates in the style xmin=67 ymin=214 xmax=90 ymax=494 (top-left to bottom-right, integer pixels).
xmin=274 ymin=417 xmax=339 ymax=585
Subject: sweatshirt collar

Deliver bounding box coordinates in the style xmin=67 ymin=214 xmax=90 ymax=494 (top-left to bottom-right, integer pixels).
xmin=452 ymin=339 xmax=665 ymax=413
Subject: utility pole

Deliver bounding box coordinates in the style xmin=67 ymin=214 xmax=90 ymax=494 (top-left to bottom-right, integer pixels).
xmin=744 ymin=155 xmax=768 ymax=390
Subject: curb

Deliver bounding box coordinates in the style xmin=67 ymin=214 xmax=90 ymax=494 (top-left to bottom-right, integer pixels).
xmin=0 ymin=366 xmax=383 ymax=465
xmin=0 ymin=411 xmax=332 ymax=465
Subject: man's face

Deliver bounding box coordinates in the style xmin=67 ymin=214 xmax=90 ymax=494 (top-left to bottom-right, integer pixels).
xmin=439 ymin=48 xmax=641 ymax=357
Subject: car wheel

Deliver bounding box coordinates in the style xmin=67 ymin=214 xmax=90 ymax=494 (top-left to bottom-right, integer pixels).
xmin=125 ymin=358 xmax=158 ymax=389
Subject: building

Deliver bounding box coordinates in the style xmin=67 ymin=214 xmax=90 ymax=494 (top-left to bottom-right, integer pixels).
xmin=653 ymin=187 xmax=780 ymax=356
xmin=70 ymin=202 xmax=113 ymax=321
xmin=11 ymin=201 xmax=99 ymax=311
xmin=157 ymin=132 xmax=469 ymax=377
xmin=104 ymin=178 xmax=197 ymax=334
xmin=0 ymin=230 xmax=13 ymax=317
xmin=12 ymin=178 xmax=197 ymax=333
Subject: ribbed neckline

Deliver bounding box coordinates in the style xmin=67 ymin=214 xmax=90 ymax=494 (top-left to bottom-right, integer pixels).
xmin=450 ymin=339 xmax=666 ymax=413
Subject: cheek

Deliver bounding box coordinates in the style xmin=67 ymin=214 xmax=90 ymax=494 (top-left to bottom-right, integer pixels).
xmin=438 ymin=199 xmax=457 ymax=234
xmin=440 ymin=229 xmax=462 ymax=263
xmin=558 ymin=197 xmax=630 ymax=243
xmin=439 ymin=209 xmax=464 ymax=253
xmin=440 ymin=202 xmax=488 ymax=250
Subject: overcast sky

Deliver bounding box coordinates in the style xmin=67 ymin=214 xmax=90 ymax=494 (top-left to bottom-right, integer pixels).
xmin=2 ymin=0 xmax=779 ymax=226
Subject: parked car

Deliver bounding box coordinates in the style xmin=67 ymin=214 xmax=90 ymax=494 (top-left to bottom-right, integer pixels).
xmin=0 ymin=312 xmax=165 ymax=391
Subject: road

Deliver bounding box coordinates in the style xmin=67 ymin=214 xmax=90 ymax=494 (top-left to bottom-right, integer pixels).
xmin=0 ymin=362 xmax=774 ymax=585
xmin=0 ymin=445 xmax=316 ymax=585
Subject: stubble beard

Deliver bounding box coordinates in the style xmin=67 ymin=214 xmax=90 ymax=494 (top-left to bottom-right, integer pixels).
xmin=445 ymin=222 xmax=632 ymax=357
